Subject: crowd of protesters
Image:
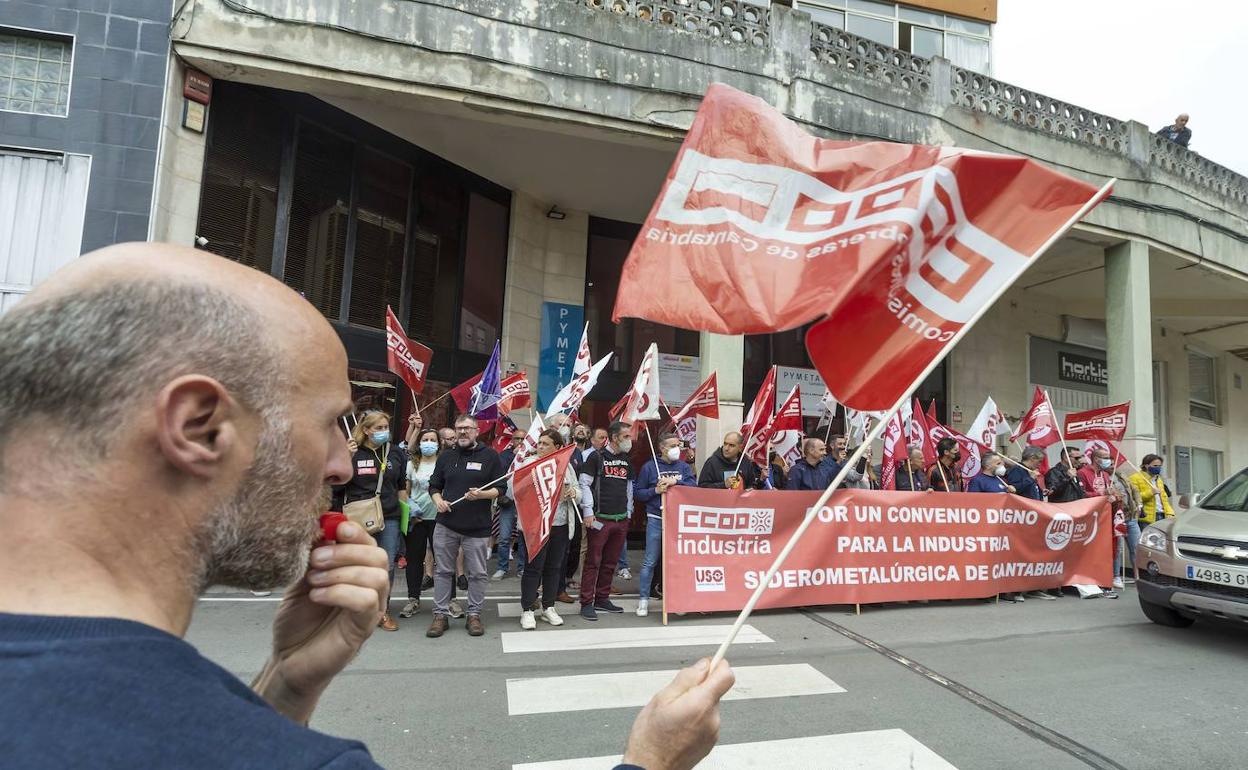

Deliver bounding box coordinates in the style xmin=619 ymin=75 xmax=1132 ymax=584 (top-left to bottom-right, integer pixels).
xmin=336 ymin=400 xmax=1175 ymax=635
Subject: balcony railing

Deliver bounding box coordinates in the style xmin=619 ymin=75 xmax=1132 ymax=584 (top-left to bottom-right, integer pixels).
xmin=573 ymin=0 xmax=1247 ymax=207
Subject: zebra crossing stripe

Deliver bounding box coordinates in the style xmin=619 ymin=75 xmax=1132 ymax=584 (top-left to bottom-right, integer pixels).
xmin=500 ymin=623 xmax=771 ymax=654
xmin=507 ymin=663 xmax=844 ymax=715
xmin=511 ymin=729 xmax=958 ymax=769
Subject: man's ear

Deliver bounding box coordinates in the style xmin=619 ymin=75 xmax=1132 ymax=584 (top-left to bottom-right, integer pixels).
xmin=154 ymin=375 xmax=243 ymax=478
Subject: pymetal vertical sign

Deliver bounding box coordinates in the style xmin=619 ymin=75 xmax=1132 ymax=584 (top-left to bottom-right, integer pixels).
xmin=537 ymin=302 xmax=584 ymax=413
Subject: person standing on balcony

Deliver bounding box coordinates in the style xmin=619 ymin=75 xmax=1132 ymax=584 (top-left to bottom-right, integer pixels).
xmin=1156 ymin=113 xmax=1191 ymax=147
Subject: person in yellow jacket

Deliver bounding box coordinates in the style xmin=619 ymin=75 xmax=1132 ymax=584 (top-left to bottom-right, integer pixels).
xmin=1130 ymin=454 xmax=1174 ymax=526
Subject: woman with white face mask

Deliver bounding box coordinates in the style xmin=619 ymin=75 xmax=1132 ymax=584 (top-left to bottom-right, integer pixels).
xmin=344 ymin=410 xmax=408 ymax=630
xmin=401 ymin=428 xmax=442 ymax=619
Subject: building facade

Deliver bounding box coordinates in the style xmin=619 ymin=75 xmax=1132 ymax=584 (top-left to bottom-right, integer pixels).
xmin=0 ymin=0 xmax=172 ymax=311
xmin=6 ymin=0 xmax=1246 ymax=497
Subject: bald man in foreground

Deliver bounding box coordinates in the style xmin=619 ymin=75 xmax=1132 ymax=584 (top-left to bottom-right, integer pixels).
xmin=0 ymin=244 xmax=733 ymax=769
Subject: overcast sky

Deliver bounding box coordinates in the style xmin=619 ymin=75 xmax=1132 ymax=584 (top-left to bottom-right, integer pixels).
xmin=992 ymin=0 xmax=1247 ymax=175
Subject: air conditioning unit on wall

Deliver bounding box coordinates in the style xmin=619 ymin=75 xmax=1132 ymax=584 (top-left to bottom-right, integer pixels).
xmin=1062 ymin=316 xmax=1107 ymax=351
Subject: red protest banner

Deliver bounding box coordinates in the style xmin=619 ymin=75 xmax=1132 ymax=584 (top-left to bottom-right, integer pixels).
xmin=385 ymin=306 xmax=433 ymax=394
xmin=513 ymin=444 xmax=577 ymax=555
xmin=1063 ymin=402 xmax=1130 ymax=442
xmin=662 ymin=486 xmax=1111 ymax=611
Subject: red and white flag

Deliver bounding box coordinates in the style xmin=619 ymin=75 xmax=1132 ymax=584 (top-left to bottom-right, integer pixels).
xmin=1082 ymin=438 xmax=1129 ymax=469
xmin=880 ymin=411 xmax=907 ymax=490
xmin=1063 ymin=402 xmax=1130 ymax=442
xmin=674 ymin=412 xmax=698 ymax=450
xmin=670 ymin=372 xmax=720 ymax=423
xmin=622 ymin=343 xmax=662 ymax=422
xmin=573 ymin=323 xmax=592 ymax=380
xmin=498 ymin=372 xmax=532 ymax=415
xmin=513 ymin=444 xmax=577 ymax=555
xmin=545 ymin=353 xmax=613 ymax=418
xmin=746 ymin=385 xmax=800 ymax=468
xmin=1011 ymin=387 xmax=1061 ymax=448
xmin=491 ymin=416 xmax=517 ymax=453
xmin=608 ymin=392 xmax=630 ymax=423
xmin=450 ymin=373 xmax=481 ymax=413
xmin=967 ymin=396 xmax=1010 ymax=450
xmin=909 ymin=397 xmax=938 ymax=468
xmin=741 ymin=367 xmax=777 ymax=451
xmin=612 ymin=83 xmax=1110 ymax=413
xmin=509 ymin=414 xmax=545 ymax=473
xmin=927 ymin=418 xmax=983 ymax=478
xmin=386 ymin=306 xmax=433 ymax=394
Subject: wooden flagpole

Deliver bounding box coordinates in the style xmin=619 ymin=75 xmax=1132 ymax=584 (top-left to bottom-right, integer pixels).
xmin=709 ymin=179 xmax=1116 ymax=669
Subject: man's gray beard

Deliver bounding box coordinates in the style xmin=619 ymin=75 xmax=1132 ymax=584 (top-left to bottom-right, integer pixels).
xmin=194 ymin=410 xmax=325 ymax=593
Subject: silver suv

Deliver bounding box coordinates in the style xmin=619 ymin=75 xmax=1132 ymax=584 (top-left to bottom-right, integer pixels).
xmin=1137 ymin=467 xmax=1248 ymax=627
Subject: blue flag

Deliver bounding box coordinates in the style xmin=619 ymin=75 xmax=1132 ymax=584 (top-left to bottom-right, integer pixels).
xmin=468 ymin=340 xmax=502 ymax=420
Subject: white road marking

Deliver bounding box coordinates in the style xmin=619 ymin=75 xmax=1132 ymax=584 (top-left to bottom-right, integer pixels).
xmin=500 ymin=624 xmax=771 ymax=654
xmin=506 ymin=663 xmax=844 ymax=715
xmin=512 ymin=729 xmax=958 ymax=769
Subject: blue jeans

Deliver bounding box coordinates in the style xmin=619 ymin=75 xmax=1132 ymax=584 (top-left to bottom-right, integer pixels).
xmin=1113 ymin=518 xmax=1141 ymax=577
xmin=376 ymin=518 xmax=402 ymax=600
xmin=639 ymin=515 xmax=663 ymax=600
xmin=496 ymin=505 xmax=527 ymax=575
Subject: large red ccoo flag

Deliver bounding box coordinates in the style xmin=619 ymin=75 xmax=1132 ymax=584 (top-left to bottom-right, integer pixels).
xmin=1063 ymin=402 xmax=1130 ymax=442
xmin=612 ymin=84 xmax=1111 ymax=411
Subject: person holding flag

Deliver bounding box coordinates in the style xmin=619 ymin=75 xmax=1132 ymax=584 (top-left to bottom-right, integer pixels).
xmin=928 ymin=438 xmax=964 ymax=492
xmin=697 ymin=432 xmax=760 ymax=490
xmin=513 ymin=429 xmax=588 ymax=630
xmin=1045 ymin=448 xmax=1088 ymax=504
xmin=1005 ymin=446 xmax=1046 ymax=501
xmin=633 ymin=432 xmax=696 ymax=618
xmin=894 ymin=446 xmax=930 ymax=492
xmin=577 ymin=421 xmax=635 ymax=621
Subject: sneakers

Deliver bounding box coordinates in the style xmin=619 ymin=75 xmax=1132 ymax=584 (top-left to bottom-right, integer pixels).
xmin=636 ymin=599 xmax=649 ymax=617
xmin=457 ymin=575 xmax=468 ymax=590
xmin=594 ymin=600 xmax=624 ymax=613
xmin=1025 ymin=591 xmax=1057 ymax=601
xmin=491 ymin=570 xmax=507 ymax=581
xmin=399 ymin=599 xmax=420 ymax=618
xmin=421 ymin=575 xmax=434 ymax=590
xmin=379 ymin=613 xmax=398 ymax=631
xmin=580 ymin=605 xmax=598 ymax=621
xmin=540 ymin=607 xmax=564 ymax=626
xmin=448 ymin=599 xmax=465 ymax=619
xmin=520 ymin=610 xmax=537 ymax=630
xmin=1112 ymin=577 xmax=1125 ymax=589
xmin=466 ymin=614 xmax=485 ymax=636
xmin=618 ymin=568 xmax=633 ymax=580
xmin=426 ymin=615 xmax=449 ymax=638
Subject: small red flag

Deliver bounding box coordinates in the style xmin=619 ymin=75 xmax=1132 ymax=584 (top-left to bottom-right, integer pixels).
xmin=513 ymin=444 xmax=577 ymax=555
xmin=450 ymin=373 xmax=483 ymax=414
xmin=670 ymin=372 xmax=721 ymax=423
xmin=385 ymin=306 xmax=433 ymax=394
xmin=1012 ymin=387 xmax=1061 ymax=448
xmin=498 ymin=372 xmax=531 ymax=415
xmin=880 ymin=411 xmax=907 ymax=490
xmin=1064 ymin=402 xmax=1130 ymax=443
xmin=909 ymin=398 xmax=938 ymax=469
xmin=745 ymin=385 xmax=800 ymax=468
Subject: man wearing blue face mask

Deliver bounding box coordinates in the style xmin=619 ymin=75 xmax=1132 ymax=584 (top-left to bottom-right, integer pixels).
xmin=343 ymin=411 xmax=409 ymax=631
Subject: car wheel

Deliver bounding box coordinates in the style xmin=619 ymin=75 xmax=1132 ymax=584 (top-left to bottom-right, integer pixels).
xmin=1139 ymin=596 xmax=1195 ymax=628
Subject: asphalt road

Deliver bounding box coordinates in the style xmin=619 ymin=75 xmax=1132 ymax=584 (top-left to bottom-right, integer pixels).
xmin=189 ymin=562 xmax=1248 ymax=770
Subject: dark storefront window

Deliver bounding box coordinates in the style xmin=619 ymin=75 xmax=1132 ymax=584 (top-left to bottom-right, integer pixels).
xmin=348 ymin=147 xmax=411 ymax=329
xmin=285 ymin=121 xmax=352 ymax=321
xmin=195 ymin=86 xmax=282 ymax=274
xmin=196 ymin=82 xmax=509 ymax=425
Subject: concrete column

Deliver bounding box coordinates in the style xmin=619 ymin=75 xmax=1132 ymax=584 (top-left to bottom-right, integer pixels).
xmin=500 ymin=192 xmax=587 ymax=428
xmin=1105 ymin=239 xmax=1157 ymax=463
xmin=696 ymin=332 xmax=744 ymax=469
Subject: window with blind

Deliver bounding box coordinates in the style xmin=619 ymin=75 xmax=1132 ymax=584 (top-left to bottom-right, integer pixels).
xmin=196 ymin=83 xmax=283 ymax=274
xmin=1187 ymin=349 xmax=1219 ymax=423
xmin=284 ymin=121 xmax=353 ymax=321
xmin=347 ymin=147 xmax=411 ymax=329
